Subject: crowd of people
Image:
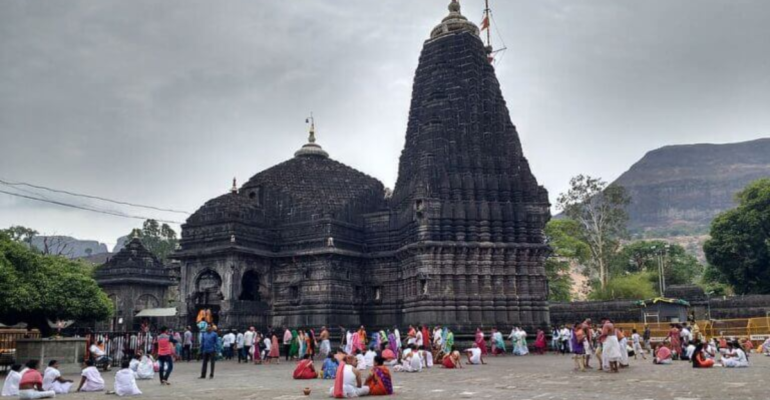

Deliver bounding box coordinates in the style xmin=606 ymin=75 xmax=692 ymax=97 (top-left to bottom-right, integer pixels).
xmin=2 ymin=319 xmax=768 ymax=399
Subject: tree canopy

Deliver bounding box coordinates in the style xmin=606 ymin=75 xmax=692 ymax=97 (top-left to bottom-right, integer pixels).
xmin=545 ymin=219 xmax=591 ymax=301
xmin=129 ymin=219 xmax=179 ymax=262
xmin=557 ymin=175 xmax=630 ymax=288
xmin=609 ymin=240 xmax=703 ymax=294
xmin=0 ymin=233 xmax=112 ymax=333
xmin=0 ymin=225 xmax=38 ymax=244
xmin=588 ymin=272 xmax=657 ymax=301
xmin=704 ymin=178 xmax=770 ymax=294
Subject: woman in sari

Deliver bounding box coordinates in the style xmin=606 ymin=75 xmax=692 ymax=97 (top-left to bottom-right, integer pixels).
xmin=351 ymin=331 xmax=363 ymax=354
xmin=443 ymin=329 xmax=454 ymax=354
xmin=666 ymin=324 xmax=681 ymax=359
xmin=475 ymin=328 xmax=488 ymax=355
xmin=366 ymin=356 xmax=393 ymax=396
xmin=534 ymin=329 xmax=547 ymax=355
xmin=387 ymin=332 xmax=398 ymax=355
xmin=292 ymin=355 xmax=317 ymax=380
xmin=305 ymin=329 xmax=315 ymax=360
xmin=289 ymin=330 xmax=299 ymax=359
xmin=322 ymin=354 xmax=339 ymax=379
xmin=269 ymin=333 xmax=280 ymax=363
xmin=491 ymin=329 xmax=506 ymax=355
xmin=298 ymin=330 xmax=307 ymax=359
xmin=441 ymin=351 xmax=462 ymax=369
xmin=370 ymin=332 xmax=381 ymax=352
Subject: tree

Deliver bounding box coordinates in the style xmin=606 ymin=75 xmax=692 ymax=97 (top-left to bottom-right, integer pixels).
xmin=1 ymin=226 xmax=38 ymax=245
xmin=0 ymin=234 xmax=112 ymax=334
xmin=129 ymin=220 xmax=179 ymax=262
xmin=704 ymin=178 xmax=770 ymax=294
xmin=609 ymin=240 xmax=704 ymax=293
xmin=588 ymin=272 xmax=657 ymax=301
xmin=557 ymin=175 xmax=631 ymax=289
xmin=545 ymin=219 xmax=591 ymax=301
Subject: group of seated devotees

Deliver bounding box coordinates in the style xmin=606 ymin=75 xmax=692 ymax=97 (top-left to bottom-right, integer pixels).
xmin=2 ymin=359 xmax=140 ymax=398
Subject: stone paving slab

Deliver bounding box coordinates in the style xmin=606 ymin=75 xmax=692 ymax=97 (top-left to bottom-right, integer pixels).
xmin=4 ymin=354 xmax=768 ymax=400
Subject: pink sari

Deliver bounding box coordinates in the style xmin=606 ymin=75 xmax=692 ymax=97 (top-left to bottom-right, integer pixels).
xmin=351 ymin=332 xmax=363 ymax=354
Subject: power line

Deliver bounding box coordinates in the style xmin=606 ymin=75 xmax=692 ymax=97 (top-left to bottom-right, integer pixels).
xmin=0 ymin=178 xmax=191 ymax=215
xmin=0 ymin=188 xmax=185 ymax=225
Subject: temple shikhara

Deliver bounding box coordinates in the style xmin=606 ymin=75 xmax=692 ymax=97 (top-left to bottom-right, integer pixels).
xmin=173 ymin=0 xmax=551 ymax=331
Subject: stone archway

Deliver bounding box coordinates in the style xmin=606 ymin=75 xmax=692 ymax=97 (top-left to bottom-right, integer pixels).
xmin=192 ymin=269 xmax=223 ymax=325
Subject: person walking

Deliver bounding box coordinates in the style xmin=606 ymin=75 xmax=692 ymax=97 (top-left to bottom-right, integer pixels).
xmin=283 ymin=328 xmax=293 ymax=361
xmin=183 ymin=327 xmax=193 ymax=362
xmin=157 ymin=327 xmax=176 ymax=385
xmin=200 ymin=326 xmax=218 ymax=379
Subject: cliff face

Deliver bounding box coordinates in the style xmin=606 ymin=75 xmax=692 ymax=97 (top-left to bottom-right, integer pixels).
xmin=29 ymin=236 xmax=109 ymax=258
xmin=613 ymin=138 xmax=770 ymax=235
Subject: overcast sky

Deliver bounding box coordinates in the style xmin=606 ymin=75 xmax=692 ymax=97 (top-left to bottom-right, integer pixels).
xmin=1 ymin=0 xmax=769 ymax=249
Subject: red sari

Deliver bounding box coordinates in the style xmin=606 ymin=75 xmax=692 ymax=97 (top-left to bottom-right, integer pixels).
xmin=366 ymin=366 xmax=393 ymax=396
xmin=534 ymin=330 xmax=547 ymax=354
xmin=442 ymin=355 xmax=457 ymax=369
xmin=475 ymin=330 xmax=488 ymax=355
xmin=292 ymin=359 xmax=317 ymax=379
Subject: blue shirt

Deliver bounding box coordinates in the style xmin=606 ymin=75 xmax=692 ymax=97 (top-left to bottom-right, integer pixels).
xmin=201 ymin=332 xmax=219 ymax=354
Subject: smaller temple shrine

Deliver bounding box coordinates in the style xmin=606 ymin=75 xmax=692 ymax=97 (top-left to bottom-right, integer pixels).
xmin=94 ymin=236 xmax=176 ymax=331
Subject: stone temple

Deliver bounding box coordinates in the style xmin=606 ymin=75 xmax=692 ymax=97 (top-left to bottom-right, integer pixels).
xmin=174 ymin=0 xmax=551 ymax=331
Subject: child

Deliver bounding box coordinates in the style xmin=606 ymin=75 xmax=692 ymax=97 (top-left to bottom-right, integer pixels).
xmin=114 ymin=360 xmax=142 ymax=397
xmin=631 ymin=329 xmax=646 ymax=360
xmin=1 ymin=364 xmax=23 ymax=397
xmin=77 ymin=359 xmax=105 ymax=392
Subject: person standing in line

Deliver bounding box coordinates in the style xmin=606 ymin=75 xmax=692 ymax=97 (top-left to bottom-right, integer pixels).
xmin=183 ymin=327 xmax=194 ymax=363
xmin=243 ymin=327 xmax=256 ymax=363
xmin=236 ymin=330 xmax=246 ymax=363
xmin=200 ymin=325 xmax=218 ymax=379
xmin=222 ymin=330 xmax=236 ymax=361
xmin=156 ymin=327 xmax=176 ymax=386
xmin=283 ymin=327 xmax=293 ymax=362
xmin=319 ymin=326 xmax=331 ymax=358
xmin=642 ymin=325 xmax=651 ymax=352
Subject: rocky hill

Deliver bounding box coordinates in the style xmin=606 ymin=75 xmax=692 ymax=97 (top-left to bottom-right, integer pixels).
xmin=613 ymin=138 xmax=770 ymax=236
xmin=29 ymin=236 xmax=109 ymax=258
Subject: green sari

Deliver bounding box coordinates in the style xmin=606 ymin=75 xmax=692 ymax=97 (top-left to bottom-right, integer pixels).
xmin=289 ymin=330 xmax=299 ymax=357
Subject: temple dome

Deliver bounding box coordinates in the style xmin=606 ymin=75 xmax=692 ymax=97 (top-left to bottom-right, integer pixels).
xmin=240 ymin=152 xmax=385 ymax=223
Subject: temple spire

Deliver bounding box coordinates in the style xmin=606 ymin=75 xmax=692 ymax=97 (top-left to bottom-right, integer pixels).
xmin=231 ymin=177 xmax=238 ymax=193
xmin=307 ymin=113 xmax=316 ymax=144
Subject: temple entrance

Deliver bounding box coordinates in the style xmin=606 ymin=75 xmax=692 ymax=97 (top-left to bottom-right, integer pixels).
xmin=192 ymin=270 xmax=223 ymax=326
xmin=239 ymin=270 xmax=261 ymax=301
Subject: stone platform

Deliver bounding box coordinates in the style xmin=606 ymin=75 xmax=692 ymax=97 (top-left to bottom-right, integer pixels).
xmin=3 ymin=353 xmax=768 ymax=400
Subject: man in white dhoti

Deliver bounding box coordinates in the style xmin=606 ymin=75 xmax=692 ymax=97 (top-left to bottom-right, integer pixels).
xmin=600 ymin=320 xmax=621 ymax=373
xmin=42 ymin=361 xmax=72 ymax=394
xmin=328 ymin=355 xmax=370 ymax=398
xmin=114 ymin=361 xmax=141 ymax=397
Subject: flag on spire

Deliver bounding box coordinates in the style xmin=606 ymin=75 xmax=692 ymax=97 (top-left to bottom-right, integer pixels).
xmin=480 ymin=15 xmax=490 ymax=31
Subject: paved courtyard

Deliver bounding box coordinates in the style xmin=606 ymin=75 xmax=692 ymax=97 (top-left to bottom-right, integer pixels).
xmin=4 ymin=354 xmax=769 ymax=400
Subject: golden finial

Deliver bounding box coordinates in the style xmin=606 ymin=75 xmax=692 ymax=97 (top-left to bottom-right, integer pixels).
xmin=306 ymin=113 xmax=316 ymax=144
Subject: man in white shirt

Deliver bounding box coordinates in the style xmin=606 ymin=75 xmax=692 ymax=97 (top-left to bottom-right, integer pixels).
xmin=262 ymin=336 xmax=272 ymax=362
xmin=222 ymin=330 xmax=236 ymax=360
xmin=243 ymin=327 xmax=256 ymax=362
xmin=393 ymin=327 xmax=401 ymax=351
xmin=89 ymin=340 xmax=112 ymax=370
xmin=559 ymin=326 xmax=571 ymax=354
xmin=183 ymin=327 xmax=193 ymax=362
xmin=415 ymin=330 xmax=424 ymax=349
xmin=236 ymin=331 xmax=245 ymax=363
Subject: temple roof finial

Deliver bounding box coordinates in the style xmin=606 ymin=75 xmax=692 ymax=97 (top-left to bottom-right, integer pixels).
xmin=449 ymin=0 xmax=461 ymax=13
xmin=231 ymin=177 xmax=238 ymax=193
xmin=430 ymin=0 xmax=479 ymax=40
xmin=294 ymin=113 xmax=329 ymax=158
